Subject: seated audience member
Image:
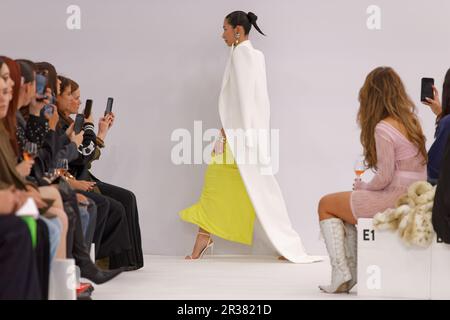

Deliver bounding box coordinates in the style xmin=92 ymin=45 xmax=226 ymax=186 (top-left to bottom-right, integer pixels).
xmin=422 ymin=68 xmax=450 ymax=185
xmin=316 ymin=67 xmax=427 ymax=293
xmin=2 ymin=56 xmax=65 ymax=263
xmin=3 ymin=57 xmax=122 ymax=297
xmin=29 ymin=63 xmax=131 ymax=273
xmin=0 ymin=188 xmax=42 ymax=300
xmin=67 ymin=77 xmax=143 ymax=270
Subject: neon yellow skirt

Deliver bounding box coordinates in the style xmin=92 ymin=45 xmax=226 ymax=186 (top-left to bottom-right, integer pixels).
xmin=179 ymin=142 xmax=256 ymax=245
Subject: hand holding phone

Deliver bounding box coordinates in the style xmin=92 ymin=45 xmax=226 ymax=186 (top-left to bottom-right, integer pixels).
xmin=105 ymin=97 xmax=113 ymax=116
xmin=74 ymin=114 xmax=85 ymax=135
xmin=40 ymin=104 xmax=54 ymax=119
xmin=422 ymin=83 xmax=442 ymax=116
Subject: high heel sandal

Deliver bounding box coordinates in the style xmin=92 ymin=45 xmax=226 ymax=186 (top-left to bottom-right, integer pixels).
xmin=185 ymin=232 xmax=214 ymax=260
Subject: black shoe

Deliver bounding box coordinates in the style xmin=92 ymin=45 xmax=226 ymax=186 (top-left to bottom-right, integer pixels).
xmin=80 ymin=263 xmax=124 ymax=285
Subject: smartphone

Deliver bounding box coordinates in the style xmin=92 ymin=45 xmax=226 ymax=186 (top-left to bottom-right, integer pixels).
xmin=73 ymin=114 xmax=85 ymax=135
xmin=49 ymin=95 xmax=56 ymax=105
xmin=105 ymin=97 xmax=113 ymax=116
xmin=40 ymin=104 xmax=54 ymax=118
xmin=84 ymin=99 xmax=93 ymax=118
xmin=421 ymin=78 xmax=435 ymax=102
xmin=35 ymin=74 xmax=48 ymax=100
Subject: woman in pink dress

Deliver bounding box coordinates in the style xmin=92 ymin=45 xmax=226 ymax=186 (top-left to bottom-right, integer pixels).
xmin=317 ymin=67 xmax=427 ymax=293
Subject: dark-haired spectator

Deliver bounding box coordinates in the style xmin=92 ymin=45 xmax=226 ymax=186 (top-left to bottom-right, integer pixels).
xmin=1 ymin=56 xmax=66 ymax=262
xmin=68 ymin=78 xmax=143 ymax=270
xmin=422 ymin=68 xmax=450 ymax=185
xmin=56 ymin=75 xmax=133 ymax=270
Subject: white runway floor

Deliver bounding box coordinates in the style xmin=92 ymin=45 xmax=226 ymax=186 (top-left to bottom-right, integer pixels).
xmin=93 ymin=255 xmax=377 ymax=300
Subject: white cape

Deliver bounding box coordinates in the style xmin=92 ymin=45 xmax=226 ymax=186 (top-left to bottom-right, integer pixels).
xmin=218 ymin=40 xmax=322 ymax=263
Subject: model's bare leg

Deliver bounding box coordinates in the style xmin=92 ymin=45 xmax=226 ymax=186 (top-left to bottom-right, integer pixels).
xmin=185 ymin=227 xmax=214 ymax=260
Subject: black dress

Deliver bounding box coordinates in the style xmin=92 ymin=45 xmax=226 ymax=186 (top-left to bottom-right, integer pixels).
xmin=95 ymin=180 xmax=143 ymax=269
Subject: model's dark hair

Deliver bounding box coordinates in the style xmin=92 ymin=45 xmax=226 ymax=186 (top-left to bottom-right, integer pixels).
xmin=225 ymin=11 xmax=266 ymax=36
xmin=437 ymin=68 xmax=450 ymax=127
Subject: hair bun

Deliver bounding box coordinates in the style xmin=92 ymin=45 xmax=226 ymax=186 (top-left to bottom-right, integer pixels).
xmin=247 ymin=12 xmax=257 ymax=23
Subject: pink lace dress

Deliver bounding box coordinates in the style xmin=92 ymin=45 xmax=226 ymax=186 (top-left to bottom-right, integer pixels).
xmin=351 ymin=121 xmax=427 ymax=219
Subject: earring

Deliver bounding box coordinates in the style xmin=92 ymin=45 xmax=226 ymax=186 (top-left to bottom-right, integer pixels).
xmin=234 ymin=33 xmax=240 ymax=45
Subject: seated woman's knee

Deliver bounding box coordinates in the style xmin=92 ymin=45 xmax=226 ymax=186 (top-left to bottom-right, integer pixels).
xmin=318 ymin=195 xmax=330 ymax=213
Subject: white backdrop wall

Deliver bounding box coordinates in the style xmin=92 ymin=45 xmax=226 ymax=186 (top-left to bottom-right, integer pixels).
xmin=1 ymin=0 xmax=449 ymax=255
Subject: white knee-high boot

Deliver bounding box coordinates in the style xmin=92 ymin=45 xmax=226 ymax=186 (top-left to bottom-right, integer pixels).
xmin=343 ymin=222 xmax=357 ymax=291
xmin=319 ymin=218 xmax=352 ymax=293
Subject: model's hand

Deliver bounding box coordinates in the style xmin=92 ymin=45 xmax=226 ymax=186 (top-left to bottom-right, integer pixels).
xmin=213 ymin=138 xmax=224 ymax=155
xmin=422 ymin=85 xmax=442 ymax=116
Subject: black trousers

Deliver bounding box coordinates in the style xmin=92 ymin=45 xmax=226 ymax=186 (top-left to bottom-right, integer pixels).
xmin=78 ymin=190 xmax=132 ymax=265
xmin=35 ymin=219 xmax=50 ymax=300
xmin=96 ymin=181 xmax=143 ymax=270
xmin=0 ymin=215 xmax=41 ymax=300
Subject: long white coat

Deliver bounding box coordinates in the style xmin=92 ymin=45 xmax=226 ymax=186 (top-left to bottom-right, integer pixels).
xmin=218 ymin=40 xmax=322 ymax=263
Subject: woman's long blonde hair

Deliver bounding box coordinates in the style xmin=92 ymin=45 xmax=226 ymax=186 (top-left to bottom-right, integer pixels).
xmin=357 ymin=67 xmax=427 ymax=169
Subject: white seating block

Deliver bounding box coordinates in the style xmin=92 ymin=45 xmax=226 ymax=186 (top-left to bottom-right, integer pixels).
xmin=357 ymin=218 xmax=432 ymax=299
xmin=430 ymin=237 xmax=450 ymax=299
xmin=48 ymin=258 xmax=77 ymax=300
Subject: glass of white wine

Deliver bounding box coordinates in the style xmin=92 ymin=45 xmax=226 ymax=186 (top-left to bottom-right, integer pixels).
xmin=354 ymin=156 xmax=366 ymax=181
xmin=23 ymin=142 xmax=38 ymax=161
xmin=43 ymin=168 xmax=58 ymax=184
xmin=56 ymin=159 xmax=69 ymax=177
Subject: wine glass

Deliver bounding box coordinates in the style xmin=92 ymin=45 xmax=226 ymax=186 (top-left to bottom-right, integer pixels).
xmin=354 ymin=156 xmax=366 ymax=181
xmin=56 ymin=159 xmax=69 ymax=177
xmin=43 ymin=168 xmax=58 ymax=183
xmin=23 ymin=142 xmax=38 ymax=161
